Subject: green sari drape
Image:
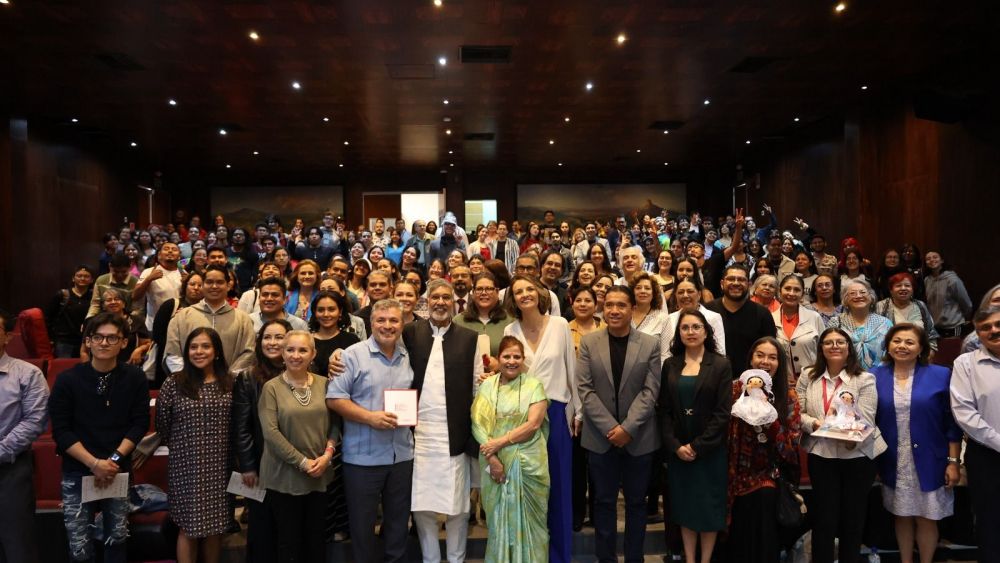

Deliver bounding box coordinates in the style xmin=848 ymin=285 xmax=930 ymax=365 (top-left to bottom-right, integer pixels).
xmin=471 ymin=373 xmax=550 ymax=563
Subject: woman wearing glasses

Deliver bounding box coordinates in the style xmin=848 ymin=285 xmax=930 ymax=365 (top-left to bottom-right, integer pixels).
xmin=659 ymin=310 xmax=733 ymax=563
xmin=81 ymin=287 xmax=151 ymax=366
xmin=795 ymin=327 xmax=886 ymax=563
xmin=453 ymin=272 xmax=513 ymax=368
xmin=829 ymin=279 xmax=893 ymax=371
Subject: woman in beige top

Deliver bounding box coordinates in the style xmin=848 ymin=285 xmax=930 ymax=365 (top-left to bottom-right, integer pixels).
xmin=259 ymin=330 xmax=338 ymax=562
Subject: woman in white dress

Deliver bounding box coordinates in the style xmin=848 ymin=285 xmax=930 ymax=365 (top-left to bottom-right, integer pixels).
xmin=503 ymin=274 xmax=577 ymax=563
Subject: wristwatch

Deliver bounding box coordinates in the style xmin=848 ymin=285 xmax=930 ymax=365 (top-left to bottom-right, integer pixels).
xmin=946 ymin=456 xmax=960 ymax=465
xmin=109 ymin=450 xmax=124 ymax=464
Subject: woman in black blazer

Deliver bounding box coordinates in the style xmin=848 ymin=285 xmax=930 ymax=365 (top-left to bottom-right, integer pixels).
xmin=659 ymin=309 xmax=733 ymax=563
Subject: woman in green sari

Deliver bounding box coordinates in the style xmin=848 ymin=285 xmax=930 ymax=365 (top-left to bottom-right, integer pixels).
xmin=472 ymin=335 xmax=551 ymax=563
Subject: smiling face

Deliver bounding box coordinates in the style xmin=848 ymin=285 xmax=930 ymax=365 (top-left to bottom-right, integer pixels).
xmin=813 ymin=276 xmax=835 ymax=300
xmin=844 ymin=281 xmax=871 ymax=311
xmin=750 ymin=341 xmax=781 ymax=377
xmin=297 ymin=265 xmax=317 ymax=288
xmin=924 ymin=251 xmax=942 ymax=271
xmin=427 ymin=284 xmax=455 ymax=325
xmin=755 ymin=278 xmax=777 ymax=300
xmin=201 ymin=270 xmax=228 ymax=305
xmin=779 ymin=278 xmax=804 ymax=307
xmin=260 ymin=323 xmax=288 ymax=361
xmin=498 ymin=342 xmax=525 ymax=380
xmin=576 ymin=262 xmax=596 ymax=286
xmin=428 ymin=260 xmax=444 ymax=279
xmin=368 ymin=246 xmax=385 ymax=262
xmin=541 ymin=253 xmax=563 ymax=283
xmin=258 ymin=284 xmax=286 ymax=314
xmin=633 ymin=279 xmax=654 ymax=307
xmin=572 ymin=290 xmax=596 ymax=320
xmin=282 ymin=333 xmax=316 ymax=374
xmin=592 ymin=276 xmax=614 ymax=301
xmin=794 ymin=253 xmax=812 ymax=273
xmin=674 ymin=280 xmax=700 ymax=311
xmin=511 ymin=279 xmax=539 ymax=313
xmin=890 ymin=278 xmax=913 ymax=303
xmin=677 ymin=312 xmax=706 ymax=347
xmin=657 ymin=251 xmax=672 ymax=275
xmin=393 ymin=283 xmax=417 ymax=315
xmin=603 ymin=290 xmax=633 ymax=331
xmin=101 ymin=290 xmax=125 ymax=315
xmin=675 ymin=260 xmax=695 ymax=281
xmin=86 ymin=322 xmax=125 ymax=362
xmin=884 ymin=250 xmax=900 ymax=268
xmin=187 ymin=332 xmax=216 ymax=371
xmin=371 ymin=305 xmax=403 ymax=349
xmin=887 ymin=328 xmax=922 ymax=364
xmin=402 ymin=247 xmax=418 ymax=267
xmin=821 ymin=331 xmax=850 ymax=363
xmin=366 ymin=274 xmax=392 ymax=301
xmin=976 ymin=312 xmax=1000 ymax=356
xmin=314 ymin=296 xmax=342 ymax=329
xmin=447 ymin=250 xmax=465 ymax=269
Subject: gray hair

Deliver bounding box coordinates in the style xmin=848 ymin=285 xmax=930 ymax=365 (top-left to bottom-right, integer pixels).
xmin=840 ymin=278 xmax=875 ymax=306
xmin=978 ymin=283 xmax=1000 ymax=310
xmin=284 ymin=330 xmax=315 ymax=351
xmin=751 ymin=274 xmax=777 ymax=296
xmin=974 ymin=304 xmax=1000 ymax=325
xmin=371 ymin=298 xmax=404 ymax=317
xmin=426 ymin=278 xmax=454 ymax=295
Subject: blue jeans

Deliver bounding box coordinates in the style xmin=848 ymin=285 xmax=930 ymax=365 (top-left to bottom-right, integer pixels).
xmin=61 ymin=473 xmax=129 ymax=563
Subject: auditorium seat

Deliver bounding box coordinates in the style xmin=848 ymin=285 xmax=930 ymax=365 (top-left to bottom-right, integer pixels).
xmin=21 ymin=357 xmax=46 ymax=374
xmin=31 ymin=439 xmax=62 ymax=511
xmin=47 ymin=358 xmax=82 ymax=388
xmin=934 ymin=337 xmax=963 ymax=368
xmin=4 ymin=330 xmax=31 ymax=359
xmin=16 ymin=308 xmax=53 ymax=360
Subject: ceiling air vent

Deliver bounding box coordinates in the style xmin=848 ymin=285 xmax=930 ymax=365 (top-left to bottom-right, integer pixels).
xmin=648 ymin=120 xmax=685 ymax=131
xmin=94 ymin=52 xmax=146 ymax=71
xmin=728 ymin=56 xmax=781 ymax=73
xmin=460 ymin=46 xmax=512 ymax=64
xmin=464 ymin=132 xmax=495 ymax=141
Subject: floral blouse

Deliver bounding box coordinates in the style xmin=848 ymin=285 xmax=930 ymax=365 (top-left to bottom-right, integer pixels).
xmin=726 ymin=380 xmax=802 ymax=524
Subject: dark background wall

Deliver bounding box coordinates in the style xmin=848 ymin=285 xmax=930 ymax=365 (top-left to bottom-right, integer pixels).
xmin=4 ymin=96 xmax=999 ymax=313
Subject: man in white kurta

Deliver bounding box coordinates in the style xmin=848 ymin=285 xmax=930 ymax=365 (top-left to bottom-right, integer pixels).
xmin=410 ymin=279 xmax=484 ymax=563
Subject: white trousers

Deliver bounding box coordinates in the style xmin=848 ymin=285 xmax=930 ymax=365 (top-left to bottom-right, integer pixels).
xmin=412 ymin=510 xmax=470 ymax=563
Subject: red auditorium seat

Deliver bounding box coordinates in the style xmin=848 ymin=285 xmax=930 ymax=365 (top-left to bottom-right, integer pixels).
xmin=46 ymin=358 xmax=82 ymax=388
xmin=16 ymin=308 xmax=53 ymax=360
xmin=22 ymin=357 xmax=46 ymax=374
xmin=4 ymin=330 xmax=31 ymax=359
xmin=31 ymin=439 xmax=62 ymax=511
xmin=934 ymin=337 xmax=963 ymax=368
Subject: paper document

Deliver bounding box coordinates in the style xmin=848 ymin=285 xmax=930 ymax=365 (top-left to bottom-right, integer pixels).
xmin=226 ymin=471 xmax=266 ymax=502
xmin=82 ymin=473 xmax=129 ymax=502
xmin=384 ymin=389 xmax=418 ymax=426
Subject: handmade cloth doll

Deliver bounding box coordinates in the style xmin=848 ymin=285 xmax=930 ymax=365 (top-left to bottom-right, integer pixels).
xmin=731 ymin=368 xmax=779 ymax=426
xmin=826 ymin=390 xmax=865 ymax=430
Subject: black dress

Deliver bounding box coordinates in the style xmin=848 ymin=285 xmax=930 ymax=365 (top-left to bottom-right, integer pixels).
xmin=309 ymin=329 xmax=360 ymax=538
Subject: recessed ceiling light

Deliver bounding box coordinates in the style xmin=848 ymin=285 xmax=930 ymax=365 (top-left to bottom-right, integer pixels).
xmin=438 ymin=57 xmax=447 ymax=66
xmin=448 ymin=149 xmax=454 ymax=154
xmin=167 ymin=99 xmax=177 ymax=106
xmin=130 ymin=141 xmax=137 ymax=147
xmin=662 ymin=130 xmax=669 ymax=135
xmin=291 ymin=81 xmax=302 ymax=90
xmin=339 ymin=163 xmax=344 ymax=168
xmin=835 ymin=2 xmax=847 ymax=13
xmin=433 ymin=0 xmax=442 ymax=6
xmin=635 ymin=149 xmax=641 ymax=153
xmin=226 ymin=164 xmax=232 ymax=169
xmin=343 ymin=140 xmax=349 ymax=145
xmin=663 ymin=162 xmax=669 ymax=166
xmin=0 ymin=1 xmax=11 ymax=5
xmin=860 ymin=85 xmax=868 ymax=90
xmin=323 ymin=117 xmax=330 ymax=122
xmin=564 ymin=116 xmax=571 ymax=123
xmin=71 ymin=118 xmax=79 ymax=123
xmin=248 ymin=30 xmax=260 ymax=41
xmin=585 ymin=82 xmax=594 ymax=91
xmin=252 ymin=151 xmax=259 ymax=155
xmin=549 ymin=139 xmax=555 ymax=145
xmin=442 ymin=99 xmax=450 ymax=105
xmin=703 ymin=99 xmax=711 ymax=105
xmin=616 ymin=33 xmax=627 ymax=45
xmin=440 ymin=169 xmax=448 ymax=174
xmin=558 ymin=162 xmax=563 ymax=167
xmin=449 ymin=163 xmax=455 ymax=167
xmin=445 ymin=129 xmax=452 ymax=135
xmin=745 ymin=140 xmax=751 ymax=145
xmin=794 ymin=117 xmax=800 ymax=122
xmin=218 ymin=128 xmax=227 ymax=136
xmin=443 ymin=116 xmax=452 ymax=122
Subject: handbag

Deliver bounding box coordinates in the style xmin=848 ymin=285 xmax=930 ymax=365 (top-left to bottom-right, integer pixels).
xmin=769 ymin=445 xmax=807 ymax=529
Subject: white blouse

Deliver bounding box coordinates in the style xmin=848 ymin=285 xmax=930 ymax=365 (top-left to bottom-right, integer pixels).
xmin=659 ymin=305 xmax=728 ymax=361
xmin=504 ymin=315 xmax=580 ymax=423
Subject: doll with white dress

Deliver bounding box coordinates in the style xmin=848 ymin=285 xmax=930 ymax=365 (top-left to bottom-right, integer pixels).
xmin=731 ymin=368 xmax=779 ymax=427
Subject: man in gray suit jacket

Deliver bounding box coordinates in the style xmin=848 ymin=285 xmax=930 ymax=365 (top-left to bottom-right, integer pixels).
xmin=577 ymin=286 xmax=662 ymax=563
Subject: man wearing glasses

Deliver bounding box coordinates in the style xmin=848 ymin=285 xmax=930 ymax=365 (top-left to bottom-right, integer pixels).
xmin=951 ymin=304 xmax=1000 ymax=561
xmin=705 ymin=265 xmax=776 ymax=374
xmin=49 ymin=313 xmax=150 ymax=563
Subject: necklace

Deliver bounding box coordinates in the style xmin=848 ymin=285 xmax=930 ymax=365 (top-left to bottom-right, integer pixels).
xmin=283 ymin=373 xmax=312 ymax=406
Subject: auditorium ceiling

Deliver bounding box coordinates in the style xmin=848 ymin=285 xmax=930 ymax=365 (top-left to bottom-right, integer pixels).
xmin=0 ymin=1 xmax=993 ymax=175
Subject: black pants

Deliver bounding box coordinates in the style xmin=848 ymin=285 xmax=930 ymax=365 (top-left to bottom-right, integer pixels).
xmin=589 ymin=449 xmax=653 ymax=563
xmin=807 ymin=454 xmax=877 ymax=563
xmin=965 ymin=440 xmax=1000 ymax=563
xmin=266 ymin=490 xmax=327 ymax=563
xmin=0 ymin=452 xmax=39 ymax=563
xmin=572 ymin=434 xmax=594 ymax=527
xmin=342 ymin=460 xmax=413 ymax=563
xmin=728 ymin=488 xmax=779 ymax=563
xmin=246 ymin=497 xmax=277 ymax=563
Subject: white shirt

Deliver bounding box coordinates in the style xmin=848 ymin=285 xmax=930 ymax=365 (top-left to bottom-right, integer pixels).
xmin=659 ymin=305 xmax=727 ymax=361
xmin=138 ymin=266 xmax=182 ymax=332
xmin=504 ymin=315 xmax=580 ymax=424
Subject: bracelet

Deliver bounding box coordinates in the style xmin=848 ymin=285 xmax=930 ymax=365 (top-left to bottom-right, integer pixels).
xmin=506 ymin=432 xmax=514 ymax=446
xmin=90 ymin=458 xmax=100 ymax=470
xmin=947 ymin=456 xmax=960 ymax=464
xmin=324 ymin=445 xmax=335 ymax=453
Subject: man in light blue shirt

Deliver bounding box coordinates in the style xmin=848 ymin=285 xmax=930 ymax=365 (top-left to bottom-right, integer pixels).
xmin=327 ymin=299 xmax=414 ymax=563
xmin=0 ymin=308 xmax=48 ymax=563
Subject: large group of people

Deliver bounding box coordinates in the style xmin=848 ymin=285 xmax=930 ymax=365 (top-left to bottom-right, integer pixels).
xmin=1 ymin=202 xmax=998 ymax=563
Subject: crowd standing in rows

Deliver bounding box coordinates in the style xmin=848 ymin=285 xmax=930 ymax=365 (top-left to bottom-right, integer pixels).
xmin=1 ymin=202 xmax=998 ymax=563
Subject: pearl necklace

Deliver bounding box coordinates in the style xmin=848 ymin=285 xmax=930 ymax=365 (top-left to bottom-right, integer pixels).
xmin=283 ymin=373 xmax=312 ymax=406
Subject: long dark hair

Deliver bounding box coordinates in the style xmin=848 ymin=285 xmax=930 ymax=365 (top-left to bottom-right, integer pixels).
xmin=309 ymin=290 xmax=351 ymax=332
xmin=808 ymin=327 xmax=862 ymax=379
xmin=179 ymin=271 xmax=204 ymax=308
xmin=747 ymin=336 xmax=791 ymax=421
xmin=253 ymin=319 xmax=291 ymax=384
xmin=669 ymin=309 xmax=719 ymax=357
xmin=588 ymin=242 xmax=613 ymax=275
xmin=175 ymin=327 xmax=232 ymax=399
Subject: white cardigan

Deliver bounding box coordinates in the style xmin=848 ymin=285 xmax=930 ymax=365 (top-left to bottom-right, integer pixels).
xmin=773 ymin=305 xmax=825 ymax=375
xmin=659 ymin=305 xmax=727 ymax=361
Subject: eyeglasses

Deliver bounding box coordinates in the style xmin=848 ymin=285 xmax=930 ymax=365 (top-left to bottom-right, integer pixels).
xmin=976 ymin=320 xmax=1000 ymax=332
xmin=515 ymin=266 xmax=537 ymax=273
xmin=90 ymin=334 xmax=123 ymax=345
xmin=723 ymin=276 xmax=748 ymax=283
xmin=679 ymin=324 xmax=704 ymax=332
xmin=822 ymin=339 xmax=849 ymax=348
xmin=846 ymin=290 xmax=869 ymax=297
xmin=473 ymin=287 xmax=497 ymax=294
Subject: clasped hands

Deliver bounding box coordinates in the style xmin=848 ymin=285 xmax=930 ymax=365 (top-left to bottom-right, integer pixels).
xmin=606 ymin=425 xmax=632 ymax=448
xmin=676 ymin=444 xmax=697 ymax=462
xmin=92 ymin=459 xmax=119 ymax=488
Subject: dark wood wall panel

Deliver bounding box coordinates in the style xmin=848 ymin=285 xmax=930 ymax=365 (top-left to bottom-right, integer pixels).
xmin=747 ymin=101 xmax=1000 ymax=305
